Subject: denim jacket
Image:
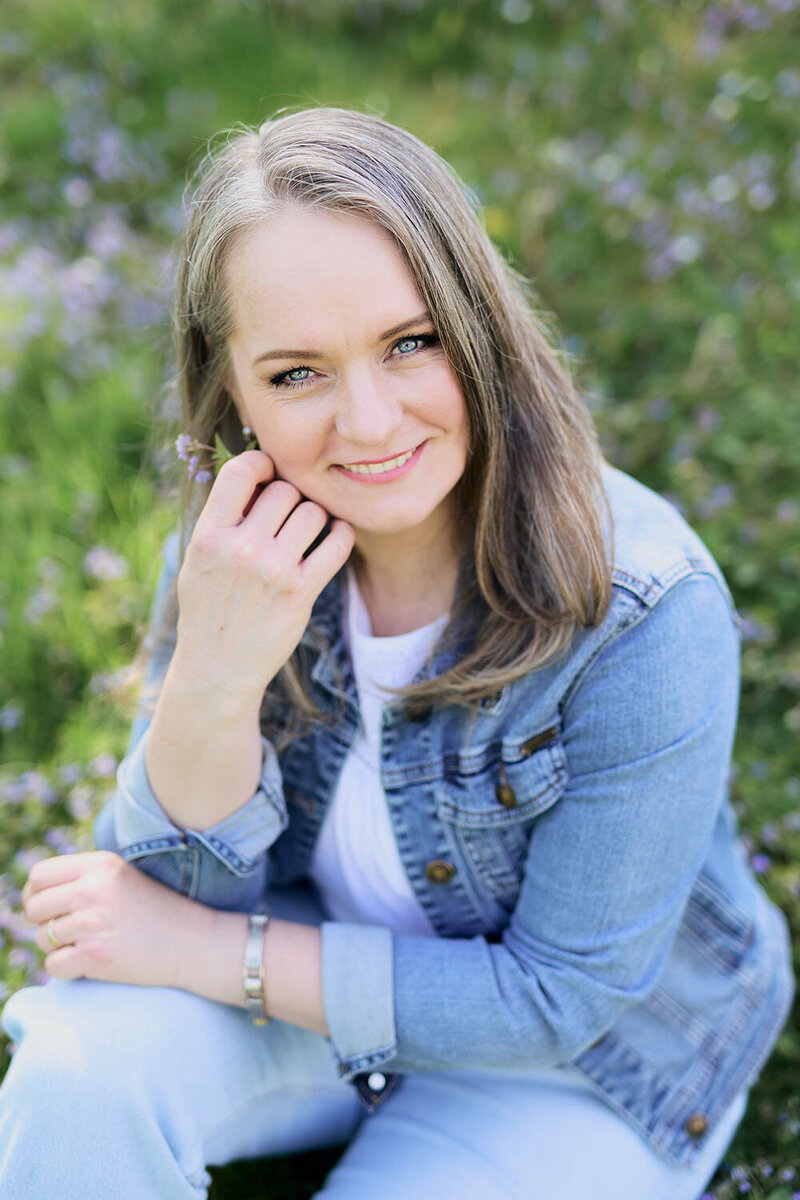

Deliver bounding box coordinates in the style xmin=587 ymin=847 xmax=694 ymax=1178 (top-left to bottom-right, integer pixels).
xmin=93 ymin=463 xmax=794 ymax=1168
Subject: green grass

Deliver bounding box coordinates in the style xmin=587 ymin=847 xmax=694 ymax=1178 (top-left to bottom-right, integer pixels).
xmin=1 ymin=1 xmax=799 ymax=1194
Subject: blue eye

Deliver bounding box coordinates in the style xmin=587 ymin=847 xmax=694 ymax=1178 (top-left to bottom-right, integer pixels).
xmin=393 ymin=333 xmax=439 ymax=357
xmin=270 ymin=365 xmax=314 ymax=389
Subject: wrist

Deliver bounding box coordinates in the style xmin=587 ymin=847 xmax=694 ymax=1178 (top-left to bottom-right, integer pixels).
xmin=162 ymin=650 xmax=267 ymax=724
xmin=174 ymin=902 xmax=250 ymax=1006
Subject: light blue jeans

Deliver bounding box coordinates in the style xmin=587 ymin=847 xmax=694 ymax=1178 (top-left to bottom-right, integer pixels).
xmin=0 ymin=974 xmax=747 ymax=1200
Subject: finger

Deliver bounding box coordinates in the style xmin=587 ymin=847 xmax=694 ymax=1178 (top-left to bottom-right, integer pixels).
xmin=44 ymin=945 xmax=85 ymax=981
xmin=242 ymin=479 xmax=307 ymax=538
xmin=35 ymin=911 xmax=77 ymax=955
xmin=299 ymin=518 xmax=356 ymax=592
xmin=23 ymin=851 xmax=104 ymax=898
xmin=24 ymin=879 xmax=82 ymax=926
xmin=274 ymin=500 xmax=330 ymax=558
xmin=196 ymin=451 xmax=276 ymax=530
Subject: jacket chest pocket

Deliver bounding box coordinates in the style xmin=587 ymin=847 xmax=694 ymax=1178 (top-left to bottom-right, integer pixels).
xmin=434 ymin=731 xmax=567 ymax=905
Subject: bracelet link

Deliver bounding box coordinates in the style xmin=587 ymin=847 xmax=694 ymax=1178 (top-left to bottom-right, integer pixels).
xmin=242 ymin=909 xmax=271 ymax=1025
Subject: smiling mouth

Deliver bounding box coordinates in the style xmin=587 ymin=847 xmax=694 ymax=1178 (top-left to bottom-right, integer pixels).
xmin=337 ymin=446 xmax=418 ymax=475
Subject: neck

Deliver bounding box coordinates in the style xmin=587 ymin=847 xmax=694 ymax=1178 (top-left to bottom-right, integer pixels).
xmin=351 ymin=511 xmax=463 ymax=637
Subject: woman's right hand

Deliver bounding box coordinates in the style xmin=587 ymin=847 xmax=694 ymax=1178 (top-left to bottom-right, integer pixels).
xmin=169 ymin=450 xmax=355 ymax=707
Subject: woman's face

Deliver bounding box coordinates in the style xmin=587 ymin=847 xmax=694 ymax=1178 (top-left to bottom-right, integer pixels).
xmin=224 ymin=208 xmax=469 ymax=545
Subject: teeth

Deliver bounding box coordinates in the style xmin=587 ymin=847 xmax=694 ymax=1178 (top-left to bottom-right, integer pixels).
xmin=341 ymin=447 xmax=416 ymax=475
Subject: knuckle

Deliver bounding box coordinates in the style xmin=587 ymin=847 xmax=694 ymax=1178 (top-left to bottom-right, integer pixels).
xmin=96 ymin=850 xmax=121 ymax=872
xmin=87 ymin=942 xmax=111 ymax=972
xmin=27 ymin=861 xmax=45 ymax=889
xmin=216 ymin=454 xmax=249 ymax=480
xmin=231 ymin=539 xmax=259 ymax=570
xmin=270 ymin=480 xmax=302 ymax=507
xmin=190 ymin=526 xmax=219 ymax=560
xmin=301 ymin=500 xmax=327 ymax=524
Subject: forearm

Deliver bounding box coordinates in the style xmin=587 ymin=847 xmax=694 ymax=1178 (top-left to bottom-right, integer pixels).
xmin=143 ymin=654 xmax=265 ymax=833
xmin=178 ymin=901 xmax=329 ymax=1037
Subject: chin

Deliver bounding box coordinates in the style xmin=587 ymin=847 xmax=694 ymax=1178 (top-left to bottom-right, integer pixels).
xmin=349 ymin=505 xmax=440 ymax=537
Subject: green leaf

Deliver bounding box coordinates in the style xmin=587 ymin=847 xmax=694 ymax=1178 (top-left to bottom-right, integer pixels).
xmin=213 ymin=434 xmax=235 ymax=473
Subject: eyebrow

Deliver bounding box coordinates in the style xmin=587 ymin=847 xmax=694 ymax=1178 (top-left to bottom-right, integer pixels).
xmin=251 ymin=312 xmax=434 ymax=367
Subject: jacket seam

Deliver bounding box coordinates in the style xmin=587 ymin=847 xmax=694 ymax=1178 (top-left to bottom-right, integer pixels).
xmin=561 ymin=566 xmax=736 ymax=716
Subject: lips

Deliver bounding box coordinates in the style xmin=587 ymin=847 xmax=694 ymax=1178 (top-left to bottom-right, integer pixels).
xmin=338 ymin=446 xmax=417 ymax=475
xmin=333 ymin=440 xmax=426 ymax=483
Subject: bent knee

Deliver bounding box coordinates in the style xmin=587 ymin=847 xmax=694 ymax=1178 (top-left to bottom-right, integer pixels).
xmin=2 ymin=979 xmax=215 ymax=1091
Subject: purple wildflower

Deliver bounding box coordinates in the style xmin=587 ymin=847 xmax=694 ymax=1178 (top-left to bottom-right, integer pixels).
xmin=0 ymin=704 xmax=23 ymax=731
xmin=194 ymin=469 xmax=212 ymax=484
xmin=44 ymin=828 xmax=79 ymax=855
xmin=750 ymin=853 xmax=771 ymax=874
xmin=175 ymin=433 xmax=193 ymax=461
xmin=89 ymin=752 xmax=117 ymax=778
xmin=83 ymin=545 xmax=129 ymax=581
xmin=67 ymin=784 xmax=94 ymax=821
xmin=9 ymin=948 xmax=37 ymax=969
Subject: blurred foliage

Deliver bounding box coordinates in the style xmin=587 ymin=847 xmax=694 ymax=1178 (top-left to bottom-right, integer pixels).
xmin=1 ymin=0 xmax=799 ymax=1195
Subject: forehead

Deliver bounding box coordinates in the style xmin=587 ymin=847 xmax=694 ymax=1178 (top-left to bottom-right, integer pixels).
xmin=224 ymin=209 xmax=423 ymax=342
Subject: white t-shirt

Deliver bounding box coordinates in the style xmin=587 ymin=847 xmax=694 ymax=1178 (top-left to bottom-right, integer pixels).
xmin=309 ymin=569 xmax=447 ymax=936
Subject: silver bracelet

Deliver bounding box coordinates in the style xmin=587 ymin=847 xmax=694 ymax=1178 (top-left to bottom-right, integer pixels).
xmin=242 ymin=908 xmax=271 ymax=1025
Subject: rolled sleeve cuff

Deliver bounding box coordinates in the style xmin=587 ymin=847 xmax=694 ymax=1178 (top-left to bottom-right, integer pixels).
xmin=111 ymin=732 xmax=288 ymax=876
xmin=321 ymin=921 xmax=397 ymax=1079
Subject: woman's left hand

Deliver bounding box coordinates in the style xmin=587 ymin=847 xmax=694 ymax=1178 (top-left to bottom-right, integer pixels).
xmin=21 ymin=850 xmax=200 ymax=989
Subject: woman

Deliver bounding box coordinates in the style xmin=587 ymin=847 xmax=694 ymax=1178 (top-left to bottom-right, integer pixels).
xmin=0 ymin=107 xmax=793 ymax=1199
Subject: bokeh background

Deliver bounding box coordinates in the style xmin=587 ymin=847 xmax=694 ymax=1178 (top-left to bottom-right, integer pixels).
xmin=1 ymin=1 xmax=799 ymax=1195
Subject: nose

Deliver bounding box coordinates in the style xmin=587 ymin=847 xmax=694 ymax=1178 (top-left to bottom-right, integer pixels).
xmin=335 ymin=364 xmax=403 ymax=448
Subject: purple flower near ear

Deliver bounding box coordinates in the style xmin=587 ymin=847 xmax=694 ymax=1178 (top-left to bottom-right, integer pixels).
xmin=194 ymin=469 xmax=212 ymax=484
xmin=175 ymin=434 xmax=193 ymax=461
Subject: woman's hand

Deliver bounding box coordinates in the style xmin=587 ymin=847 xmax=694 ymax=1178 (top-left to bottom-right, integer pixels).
xmin=171 ymin=449 xmax=355 ymax=705
xmin=22 ymin=850 xmax=201 ymax=989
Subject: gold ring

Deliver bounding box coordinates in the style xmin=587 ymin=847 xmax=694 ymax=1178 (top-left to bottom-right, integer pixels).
xmin=46 ymin=916 xmax=62 ymax=948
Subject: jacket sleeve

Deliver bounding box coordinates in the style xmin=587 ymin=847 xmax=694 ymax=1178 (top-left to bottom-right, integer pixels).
xmin=318 ymin=571 xmax=742 ymax=1078
xmin=92 ymin=529 xmax=288 ymax=914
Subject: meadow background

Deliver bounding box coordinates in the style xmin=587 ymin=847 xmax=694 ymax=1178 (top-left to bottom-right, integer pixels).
xmin=1 ymin=0 xmax=799 ymax=1195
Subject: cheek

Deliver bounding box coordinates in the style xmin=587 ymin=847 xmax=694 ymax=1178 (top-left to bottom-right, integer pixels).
xmin=253 ymin=415 xmax=324 ymax=476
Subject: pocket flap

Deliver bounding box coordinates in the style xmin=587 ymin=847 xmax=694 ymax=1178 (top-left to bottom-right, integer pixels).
xmin=435 ymin=732 xmax=567 ymax=828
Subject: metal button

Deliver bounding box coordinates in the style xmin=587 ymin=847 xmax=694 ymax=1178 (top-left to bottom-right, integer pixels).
xmin=367 ymin=1072 xmax=386 ymax=1092
xmin=684 ymin=1112 xmax=709 ymax=1138
xmin=496 ymin=763 xmax=516 ymax=808
xmin=425 ymin=860 xmax=456 ymax=885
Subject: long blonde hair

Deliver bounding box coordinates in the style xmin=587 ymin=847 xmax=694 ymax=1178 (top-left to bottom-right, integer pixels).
xmin=146 ymin=106 xmax=612 ymax=735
